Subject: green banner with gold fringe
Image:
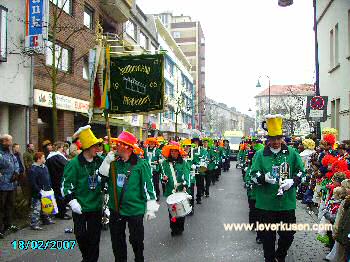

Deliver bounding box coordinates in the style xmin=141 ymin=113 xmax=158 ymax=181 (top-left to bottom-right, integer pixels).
xmin=109 ymin=54 xmax=165 ymax=114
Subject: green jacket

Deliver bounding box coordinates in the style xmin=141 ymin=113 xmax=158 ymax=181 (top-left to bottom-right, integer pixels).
xmin=193 ymin=146 xmax=209 ymax=175
xmin=250 ymin=144 xmax=304 ymax=211
xmin=107 ymin=156 xmax=156 ymax=216
xmin=160 ymin=159 xmax=190 ymax=197
xmin=208 ymin=147 xmax=221 ymax=171
xmin=184 ymin=147 xmax=196 ymax=185
xmin=62 ymin=154 xmax=104 ymax=212
xmin=143 ymin=147 xmax=162 ymax=173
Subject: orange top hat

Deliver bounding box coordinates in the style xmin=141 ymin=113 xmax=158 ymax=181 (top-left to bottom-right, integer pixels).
xmin=144 ymin=137 xmax=159 ymax=146
xmin=162 ymin=141 xmax=186 ymax=158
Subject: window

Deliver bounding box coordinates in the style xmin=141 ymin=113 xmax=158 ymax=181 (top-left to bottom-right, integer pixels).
xmin=335 ymin=24 xmax=339 ymax=65
xmin=165 ymin=57 xmax=174 ymax=76
xmin=336 ymin=98 xmax=340 ymax=132
xmin=330 ymin=29 xmax=334 ymax=68
xmin=329 ymin=24 xmax=339 ymax=70
xmin=165 ymin=81 xmax=174 ymax=97
xmin=84 ymin=5 xmax=94 ymax=30
xmin=50 ymin=0 xmax=72 ymax=15
xmin=126 ymin=20 xmax=136 ymax=40
xmin=173 ymin=31 xmax=180 ymax=38
xmin=0 ymin=5 xmax=7 ymax=62
xmin=46 ymin=40 xmax=71 ymax=72
xmin=140 ymin=32 xmax=148 ymax=49
xmin=83 ymin=57 xmax=89 ymax=80
xmin=331 ymin=100 xmax=335 ymax=128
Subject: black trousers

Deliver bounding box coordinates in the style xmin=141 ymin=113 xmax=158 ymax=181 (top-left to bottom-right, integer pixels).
xmin=0 ymin=190 xmax=15 ymax=233
xmin=189 ymin=183 xmax=195 ymax=209
xmin=223 ymin=159 xmax=230 ymax=171
xmin=248 ymin=199 xmax=263 ymax=240
xmin=72 ymin=211 xmax=102 ymax=262
xmin=257 ymin=209 xmax=296 ymax=262
xmin=152 ymin=171 xmax=160 ymax=200
xmin=195 ymin=173 xmax=204 ymax=201
xmin=168 ymin=212 xmax=185 ymax=233
xmin=109 ymin=211 xmax=144 ymax=262
xmin=204 ymin=171 xmax=211 ymax=195
xmin=53 ymin=187 xmax=67 ymax=218
xmin=215 ymin=168 xmax=221 ymax=181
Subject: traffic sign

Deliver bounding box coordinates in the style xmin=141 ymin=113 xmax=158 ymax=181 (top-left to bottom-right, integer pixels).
xmin=306 ymin=96 xmax=328 ymax=122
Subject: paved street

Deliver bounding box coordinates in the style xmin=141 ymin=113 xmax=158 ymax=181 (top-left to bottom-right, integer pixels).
xmin=0 ymin=163 xmax=329 ymax=262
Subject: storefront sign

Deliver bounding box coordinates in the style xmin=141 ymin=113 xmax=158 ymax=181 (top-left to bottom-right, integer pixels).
xmin=109 ymin=54 xmax=165 ymax=114
xmin=33 ymin=89 xmax=89 ymax=113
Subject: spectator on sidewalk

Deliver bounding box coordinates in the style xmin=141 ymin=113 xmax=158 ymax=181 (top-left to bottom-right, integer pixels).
xmin=42 ymin=140 xmax=53 ymax=158
xmin=46 ymin=142 xmax=70 ymax=220
xmin=0 ymin=134 xmax=20 ymax=239
xmin=12 ymin=143 xmax=24 ymax=177
xmin=28 ymin=152 xmax=54 ymax=230
xmin=23 ymin=143 xmax=35 ymax=171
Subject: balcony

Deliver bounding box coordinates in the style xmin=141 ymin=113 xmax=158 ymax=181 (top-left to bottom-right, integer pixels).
xmin=100 ymin=0 xmax=134 ymax=23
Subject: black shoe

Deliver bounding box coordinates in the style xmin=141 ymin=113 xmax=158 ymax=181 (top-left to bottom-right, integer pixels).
xmin=205 ymin=194 xmax=209 ymax=198
xmin=0 ymin=232 xmax=4 ymax=239
xmin=196 ymin=200 xmax=202 ymax=204
xmin=42 ymin=220 xmax=55 ymax=225
xmin=212 ymin=182 xmax=215 ymax=185
xmin=7 ymin=225 xmax=19 ymax=232
xmin=188 ymin=210 xmax=194 ymax=216
xmin=171 ymin=231 xmax=181 ymax=237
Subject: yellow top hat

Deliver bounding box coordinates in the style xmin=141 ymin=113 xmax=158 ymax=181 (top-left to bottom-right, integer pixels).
xmin=73 ymin=125 xmax=103 ymax=150
xmin=265 ymin=114 xmax=283 ymax=137
xmin=181 ymin=138 xmax=192 ymax=147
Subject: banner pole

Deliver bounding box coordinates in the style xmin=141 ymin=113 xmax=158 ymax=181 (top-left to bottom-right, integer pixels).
xmin=104 ymin=110 xmax=119 ymax=212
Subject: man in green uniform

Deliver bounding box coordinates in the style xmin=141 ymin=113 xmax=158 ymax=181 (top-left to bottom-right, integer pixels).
xmin=222 ymin=139 xmax=231 ymax=172
xmin=193 ymin=138 xmax=210 ymax=201
xmin=250 ymin=115 xmax=304 ymax=262
xmin=61 ymin=125 xmax=104 ymax=262
xmin=182 ymin=139 xmax=196 ymax=215
xmin=143 ymin=137 xmax=162 ymax=201
xmin=99 ymin=131 xmax=159 ymax=262
xmin=160 ymin=142 xmax=190 ymax=235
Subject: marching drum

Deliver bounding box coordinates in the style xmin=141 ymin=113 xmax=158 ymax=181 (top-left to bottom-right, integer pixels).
xmin=199 ymin=159 xmax=208 ymax=173
xmin=166 ymin=192 xmax=192 ymax=218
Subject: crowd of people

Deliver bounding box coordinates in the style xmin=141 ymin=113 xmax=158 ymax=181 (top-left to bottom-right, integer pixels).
xmin=238 ymin=115 xmax=350 ymax=262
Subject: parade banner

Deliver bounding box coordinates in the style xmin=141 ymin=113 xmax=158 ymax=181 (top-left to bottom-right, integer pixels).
xmin=109 ymin=54 xmax=165 ymax=114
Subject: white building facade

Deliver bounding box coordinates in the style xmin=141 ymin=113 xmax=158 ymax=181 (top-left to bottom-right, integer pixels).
xmin=317 ymin=0 xmax=350 ymax=141
xmin=155 ymin=18 xmax=195 ymax=139
xmin=0 ymin=0 xmax=32 ymax=149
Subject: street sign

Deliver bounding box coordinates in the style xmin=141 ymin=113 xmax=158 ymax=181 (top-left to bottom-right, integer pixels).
xmin=306 ymin=96 xmax=328 ymax=122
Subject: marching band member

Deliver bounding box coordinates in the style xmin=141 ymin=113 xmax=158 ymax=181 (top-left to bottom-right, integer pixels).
xmin=250 ymin=115 xmax=304 ymax=262
xmin=209 ymin=140 xmax=222 ymax=184
xmin=99 ymin=131 xmax=159 ymax=262
xmin=193 ymin=138 xmax=210 ymax=201
xmin=222 ymin=139 xmax=231 ymax=172
xmin=182 ymin=139 xmax=196 ymax=215
xmin=143 ymin=137 xmax=162 ymax=201
xmin=62 ymin=125 xmax=104 ymax=262
xmin=160 ymin=142 xmax=190 ymax=236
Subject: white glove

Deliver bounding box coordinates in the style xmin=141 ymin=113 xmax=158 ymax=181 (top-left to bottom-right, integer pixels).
xmin=244 ymin=167 xmax=248 ymax=172
xmin=191 ymin=164 xmax=196 ymax=170
xmin=98 ymin=151 xmax=115 ymax=177
xmin=280 ymin=179 xmax=294 ymax=191
xmin=146 ymin=200 xmax=159 ymax=212
xmin=222 ymin=159 xmax=225 ymax=163
xmin=69 ymin=199 xmax=82 ymax=214
xmin=145 ymin=200 xmax=159 ymax=221
xmin=265 ymin=172 xmax=277 ymax=185
xmin=145 ymin=211 xmax=156 ymax=221
xmin=297 ymin=171 xmax=303 ymax=177
xmin=186 ymin=193 xmax=192 ymax=200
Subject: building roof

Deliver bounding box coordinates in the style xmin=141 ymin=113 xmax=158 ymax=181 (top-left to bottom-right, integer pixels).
xmin=255 ymin=84 xmax=315 ymax=97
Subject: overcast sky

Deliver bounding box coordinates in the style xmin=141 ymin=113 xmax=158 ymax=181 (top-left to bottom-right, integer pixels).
xmin=137 ymin=0 xmax=315 ymax=115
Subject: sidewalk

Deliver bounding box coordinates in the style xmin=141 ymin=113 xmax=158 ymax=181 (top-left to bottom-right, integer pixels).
xmin=289 ymin=200 xmax=330 ymax=261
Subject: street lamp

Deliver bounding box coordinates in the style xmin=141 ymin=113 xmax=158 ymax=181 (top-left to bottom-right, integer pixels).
xmin=256 ymin=75 xmax=271 ymax=114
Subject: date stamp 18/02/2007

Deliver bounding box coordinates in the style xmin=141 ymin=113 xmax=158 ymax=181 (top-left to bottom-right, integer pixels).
xmin=11 ymin=240 xmax=77 ymax=250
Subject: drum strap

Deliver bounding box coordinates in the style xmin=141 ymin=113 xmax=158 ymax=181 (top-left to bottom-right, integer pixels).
xmin=169 ymin=162 xmax=178 ymax=192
